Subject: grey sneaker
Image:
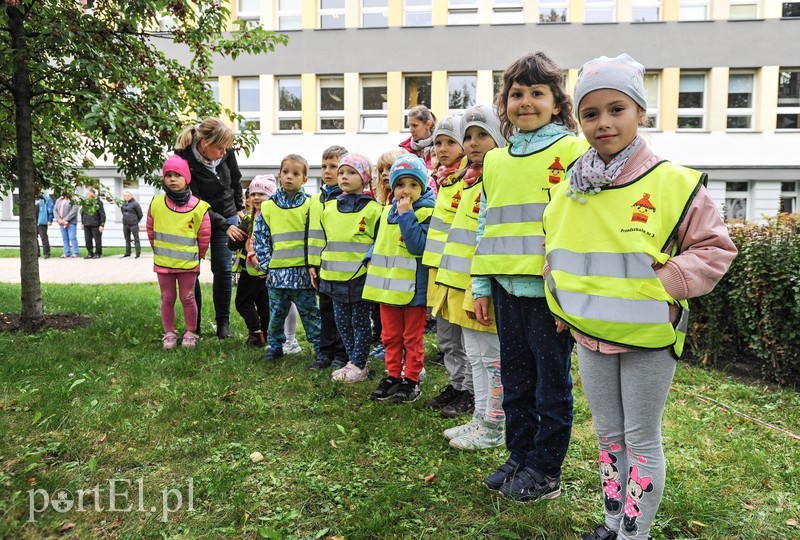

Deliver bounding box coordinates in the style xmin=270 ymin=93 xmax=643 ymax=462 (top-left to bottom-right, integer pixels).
xmin=499 ymin=467 xmax=561 ymax=503
xmin=449 ymin=420 xmax=504 ymax=450
xmin=443 ymin=415 xmax=481 ymax=441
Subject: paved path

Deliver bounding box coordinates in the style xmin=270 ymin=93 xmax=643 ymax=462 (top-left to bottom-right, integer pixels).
xmin=0 ymin=255 xmax=213 ymax=284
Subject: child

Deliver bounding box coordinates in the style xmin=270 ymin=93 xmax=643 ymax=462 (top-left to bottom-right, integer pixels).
xmin=147 ymin=155 xmax=211 ymax=350
xmin=422 ymin=114 xmax=475 ymax=416
xmin=311 ymin=154 xmax=382 ymax=382
xmin=307 ymin=145 xmax=350 ymax=369
xmin=363 ymin=154 xmax=435 ymax=402
xmin=435 ymin=104 xmax=507 ymax=450
xmin=253 ymin=154 xmax=322 ymax=361
xmin=543 ymin=54 xmax=737 ymax=540
xmin=229 ymin=175 xmax=277 ymax=346
xmin=471 ymin=51 xmax=590 ymax=501
xmin=80 ymin=187 xmax=105 ymax=259
xmin=399 ymin=105 xmax=437 ymax=173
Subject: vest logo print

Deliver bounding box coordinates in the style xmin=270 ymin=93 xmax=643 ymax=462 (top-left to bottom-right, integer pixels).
xmin=451 ymin=191 xmax=461 ymax=209
xmin=472 ymin=193 xmax=481 ymax=214
xmin=548 ymin=157 xmax=565 ymax=185
xmin=358 ymin=217 xmax=367 ymax=233
xmin=631 ymin=193 xmax=655 ymax=223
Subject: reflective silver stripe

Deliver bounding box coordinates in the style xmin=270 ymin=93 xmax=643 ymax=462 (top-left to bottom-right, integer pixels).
xmin=364 ymin=274 xmax=415 ymax=292
xmin=371 ymin=254 xmax=417 ymax=271
xmin=308 ymin=245 xmax=322 ymax=257
xmin=425 ymin=238 xmax=446 ymax=255
xmin=273 ymin=231 xmax=306 ymax=242
xmin=547 ymin=249 xmax=655 ymax=279
xmin=325 ymin=241 xmax=370 ymax=252
xmin=485 ymin=203 xmax=547 ymax=225
xmin=552 ymin=287 xmax=669 ymax=324
xmin=273 ymin=248 xmax=306 ymax=260
xmin=153 ymin=246 xmax=199 ymax=261
xmin=446 ymin=227 xmax=476 ymax=246
xmin=308 ymin=230 xmax=325 ymax=240
xmin=475 ymin=235 xmax=545 ymax=256
xmin=676 ymin=306 xmax=690 ymax=333
xmin=429 ymin=215 xmax=448 ymax=231
xmin=154 ymin=231 xmax=197 ymax=246
xmin=321 ymin=259 xmax=364 ymax=273
xmin=440 ymin=253 xmax=472 ymax=274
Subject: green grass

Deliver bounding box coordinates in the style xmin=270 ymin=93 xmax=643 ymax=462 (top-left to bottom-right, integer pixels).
xmin=0 ymin=247 xmax=153 ymax=258
xmin=0 ymin=283 xmax=798 ymax=539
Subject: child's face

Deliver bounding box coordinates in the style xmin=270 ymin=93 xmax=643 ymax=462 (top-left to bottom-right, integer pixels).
xmin=409 ymin=117 xmax=433 ymax=141
xmin=163 ymin=171 xmax=188 ymax=192
xmin=578 ymin=89 xmax=645 ymax=165
xmin=462 ymin=126 xmax=497 ymax=167
xmin=378 ymin=164 xmax=391 ymax=189
xmin=434 ymin=135 xmax=463 ymax=168
xmin=338 ymin=165 xmax=364 ymax=195
xmin=320 ymin=156 xmax=340 ymax=187
xmin=250 ymin=191 xmax=267 ymax=207
xmin=278 ymin=160 xmax=308 ymax=194
xmin=393 ymin=176 xmax=423 ymax=204
xmin=506 ymin=82 xmax=561 ymax=132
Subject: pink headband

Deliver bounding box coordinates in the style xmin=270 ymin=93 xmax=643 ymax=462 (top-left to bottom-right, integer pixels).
xmin=338 ymin=154 xmax=372 ymax=186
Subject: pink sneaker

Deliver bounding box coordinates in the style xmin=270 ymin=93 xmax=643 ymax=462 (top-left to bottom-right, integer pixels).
xmin=181 ymin=331 xmax=199 ymax=348
xmin=162 ymin=332 xmax=178 ymax=350
xmin=331 ymin=362 xmax=368 ymax=383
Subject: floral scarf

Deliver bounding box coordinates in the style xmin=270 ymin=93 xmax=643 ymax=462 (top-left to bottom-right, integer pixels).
xmin=566 ymin=135 xmax=644 ymax=203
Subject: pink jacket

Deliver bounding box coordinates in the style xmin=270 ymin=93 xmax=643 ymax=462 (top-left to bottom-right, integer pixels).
xmin=146 ymin=194 xmax=212 ymax=274
xmin=569 ymin=144 xmax=738 ymax=354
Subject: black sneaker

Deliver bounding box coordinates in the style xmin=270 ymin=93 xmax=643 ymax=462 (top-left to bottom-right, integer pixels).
xmin=483 ymin=457 xmax=521 ymax=493
xmin=264 ymin=347 xmax=284 ymax=362
xmin=216 ymin=320 xmax=233 ymax=339
xmin=308 ymin=354 xmax=333 ymax=369
xmin=370 ymin=376 xmax=401 ymax=401
xmin=440 ymin=390 xmax=474 ymax=418
xmin=429 ymin=350 xmax=445 ymax=366
xmin=245 ymin=332 xmax=264 ymax=347
xmin=392 ymin=379 xmax=421 ymax=403
xmin=424 ymin=384 xmax=460 ymax=409
xmin=499 ymin=466 xmax=560 ymax=503
xmin=581 ymin=524 xmax=618 ymax=540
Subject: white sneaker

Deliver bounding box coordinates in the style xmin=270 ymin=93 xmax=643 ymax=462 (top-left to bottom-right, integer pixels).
xmin=449 ymin=420 xmax=505 ymax=450
xmin=283 ymin=339 xmax=302 ymax=355
xmin=443 ymin=416 xmax=481 ymax=441
xmin=331 ymin=362 xmax=369 ymax=383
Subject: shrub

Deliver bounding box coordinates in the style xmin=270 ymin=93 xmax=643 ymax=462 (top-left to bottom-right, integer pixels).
xmin=687 ymin=214 xmax=800 ymax=387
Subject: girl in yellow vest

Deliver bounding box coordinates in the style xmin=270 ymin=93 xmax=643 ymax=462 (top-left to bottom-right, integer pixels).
xmin=472 ymin=52 xmax=590 ymax=502
xmin=544 ymin=54 xmax=736 ymax=540
xmin=146 ymin=155 xmax=211 ymax=350
xmin=362 ymin=154 xmax=436 ymax=403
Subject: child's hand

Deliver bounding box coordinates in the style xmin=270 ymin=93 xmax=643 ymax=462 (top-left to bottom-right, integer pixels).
xmin=473 ymin=296 xmax=494 ymax=326
xmin=396 ymin=196 xmax=412 ymax=215
xmin=555 ymin=319 xmax=568 ymax=333
xmin=308 ymin=267 xmax=318 ymax=289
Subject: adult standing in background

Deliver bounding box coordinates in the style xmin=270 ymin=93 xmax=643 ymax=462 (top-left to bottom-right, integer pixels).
xmin=54 ymin=190 xmax=79 ymax=258
xmin=81 ymin=187 xmax=105 ymax=259
xmin=174 ymin=118 xmax=246 ymax=339
xmin=121 ymin=190 xmax=143 ymax=258
xmin=35 ymin=187 xmax=54 ymax=259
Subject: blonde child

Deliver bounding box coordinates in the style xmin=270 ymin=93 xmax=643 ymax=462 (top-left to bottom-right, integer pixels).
xmin=435 ymin=104 xmax=507 ymax=449
xmin=544 ymin=54 xmax=736 ymax=540
xmin=363 ymin=154 xmax=435 ymax=402
xmin=472 ymin=51 xmax=590 ymax=501
xmin=146 ymin=155 xmax=211 ymax=350
xmin=253 ymin=154 xmax=322 ymax=361
xmin=309 ymin=154 xmax=383 ymax=382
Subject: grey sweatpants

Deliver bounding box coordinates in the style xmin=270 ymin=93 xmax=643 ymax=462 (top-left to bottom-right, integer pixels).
xmin=578 ymin=346 xmax=676 ymax=540
xmin=436 ymin=315 xmax=473 ymax=393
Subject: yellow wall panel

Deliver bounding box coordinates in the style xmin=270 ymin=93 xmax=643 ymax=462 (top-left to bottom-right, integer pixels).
xmin=302 ymin=73 xmax=318 ymax=132
xmin=708 ymin=67 xmax=729 ymax=132
xmin=431 ymin=71 xmax=448 ymax=119
xmin=218 ymin=75 xmax=235 ymax=129
xmin=660 ymin=67 xmax=680 ymax=131
xmin=388 ymin=0 xmax=403 ymax=26
xmin=757 ymin=66 xmax=779 ymax=131
xmin=303 ymin=0 xmax=317 ymax=29
xmin=344 ymin=72 xmax=360 ymax=132
xmin=387 ymin=71 xmax=403 ymax=132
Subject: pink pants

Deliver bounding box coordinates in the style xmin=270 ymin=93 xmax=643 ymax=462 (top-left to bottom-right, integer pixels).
xmin=158 ymin=273 xmax=198 ymax=333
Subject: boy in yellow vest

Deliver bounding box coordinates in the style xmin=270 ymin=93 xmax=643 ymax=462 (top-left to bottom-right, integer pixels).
xmin=253 ymin=154 xmax=322 ymax=361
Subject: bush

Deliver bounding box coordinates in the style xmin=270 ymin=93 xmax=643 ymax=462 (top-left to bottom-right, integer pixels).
xmin=687 ymin=214 xmax=800 ymax=387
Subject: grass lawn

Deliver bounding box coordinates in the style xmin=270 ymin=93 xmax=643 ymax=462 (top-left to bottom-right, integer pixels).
xmin=0 ymin=283 xmax=798 ymax=539
xmin=0 ymin=247 xmax=153 ymax=258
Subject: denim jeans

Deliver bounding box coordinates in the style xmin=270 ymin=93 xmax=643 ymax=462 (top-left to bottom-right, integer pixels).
xmin=195 ymin=215 xmax=239 ymax=329
xmin=59 ymin=223 xmax=79 ymax=256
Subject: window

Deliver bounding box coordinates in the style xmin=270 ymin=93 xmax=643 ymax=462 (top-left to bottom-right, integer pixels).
xmin=643 ymin=72 xmax=659 ymax=129
xmin=237 ymin=0 xmax=260 ymax=20
xmin=362 ymin=0 xmax=388 ymax=27
xmin=631 ymin=0 xmax=660 ymax=21
xmin=493 ymin=71 xmax=504 ymax=101
xmin=278 ymin=0 xmax=302 ymax=30
xmin=206 ymin=79 xmax=220 ymax=105
xmin=493 ymin=0 xmax=523 ymax=24
xmin=539 ymin=0 xmax=567 ymax=22
xmin=448 ymin=0 xmax=478 ymax=25
xmin=405 ymin=0 xmax=432 ymax=26
xmin=403 ymin=74 xmax=431 ymax=127
xmin=320 ymin=0 xmax=345 ymax=29
xmin=727 ymin=72 xmax=755 ymax=130
xmin=319 ymin=76 xmax=345 ymax=131
xmin=236 ymin=78 xmax=260 ymax=131
xmin=678 ymin=73 xmax=706 ymax=129
xmin=724 ymin=182 xmax=749 ymax=221
xmin=448 ymin=74 xmax=477 ymax=112
xmin=679 ymin=1 xmax=708 ymax=20
xmin=729 ymin=1 xmax=758 ymax=19
xmin=784 ymin=2 xmax=800 ymax=17
xmin=779 ymin=182 xmax=797 ymax=214
xmin=361 ymin=76 xmax=388 ymax=132
xmin=277 ymin=77 xmax=302 ymax=131
xmin=11 ymin=188 xmax=20 ymax=218
xmin=777 ymin=69 xmax=800 ymax=129
xmin=584 ymin=0 xmax=615 ymax=23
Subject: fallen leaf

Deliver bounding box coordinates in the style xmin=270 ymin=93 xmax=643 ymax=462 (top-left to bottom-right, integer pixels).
xmin=348 ymin=504 xmax=356 ymax=511
xmin=424 ymin=473 xmax=437 ymax=484
xmin=788 ymin=519 xmax=799 ymax=527
xmin=222 ymin=353 xmax=229 ymax=359
xmin=690 ymin=520 xmax=707 ymax=528
xmin=191 ymin=420 xmax=199 ymax=425
xmin=111 ymin=516 xmax=124 ymax=528
xmin=249 ymin=451 xmax=264 ymax=463
xmin=286 ymin=376 xmax=294 ymax=382
xmin=327 ymin=536 xmax=345 ymax=540
xmin=27 ymin=477 xmax=36 ymax=485
xmin=98 ymin=433 xmax=107 ymax=443
xmin=744 ymin=503 xmax=756 ymax=510
xmin=59 ymin=522 xmax=76 ymax=533
xmin=329 ymin=440 xmax=338 ymax=448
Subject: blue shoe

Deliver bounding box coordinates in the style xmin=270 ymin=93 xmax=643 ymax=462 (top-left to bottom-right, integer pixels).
xmin=499 ymin=467 xmax=561 ymax=503
xmin=264 ymin=347 xmax=284 ymax=362
xmin=369 ymin=344 xmax=385 ymax=360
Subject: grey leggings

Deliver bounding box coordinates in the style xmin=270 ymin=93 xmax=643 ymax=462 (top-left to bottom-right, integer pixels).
xmin=578 ymin=346 xmax=676 ymax=540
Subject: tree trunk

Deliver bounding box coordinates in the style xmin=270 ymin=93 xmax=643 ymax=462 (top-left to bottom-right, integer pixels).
xmin=9 ymin=5 xmax=44 ymax=332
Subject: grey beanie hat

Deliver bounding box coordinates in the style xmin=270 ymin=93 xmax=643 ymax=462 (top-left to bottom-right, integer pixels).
xmin=573 ymin=53 xmax=647 ymax=112
xmin=461 ymin=104 xmax=506 ymax=148
xmin=433 ymin=113 xmax=464 ymax=144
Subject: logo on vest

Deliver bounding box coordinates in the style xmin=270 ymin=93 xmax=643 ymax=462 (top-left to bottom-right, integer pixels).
xmin=451 ymin=191 xmax=461 ymax=209
xmin=631 ymin=193 xmax=655 ymax=224
xmin=358 ymin=217 xmax=367 ymax=233
xmin=472 ymin=193 xmax=481 ymax=215
xmin=547 ymin=157 xmax=565 ymax=185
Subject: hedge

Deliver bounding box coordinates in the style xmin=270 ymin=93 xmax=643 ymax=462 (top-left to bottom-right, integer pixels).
xmin=687 ymin=214 xmax=800 ymax=387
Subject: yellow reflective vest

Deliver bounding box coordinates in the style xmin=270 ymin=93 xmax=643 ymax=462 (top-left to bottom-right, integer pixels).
xmin=150 ymin=194 xmax=209 ymax=270
xmin=543 ymin=161 xmax=705 ymax=358
xmin=422 ymin=173 xmax=464 ymax=269
xmin=362 ymin=205 xmax=434 ymax=306
xmin=320 ymin=199 xmax=383 ymax=282
xmin=307 ymin=190 xmax=337 ymax=267
xmin=260 ymin=197 xmax=310 ymax=269
xmin=471 ymin=136 xmax=589 ymax=277
xmin=436 ymin=180 xmax=482 ymax=291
